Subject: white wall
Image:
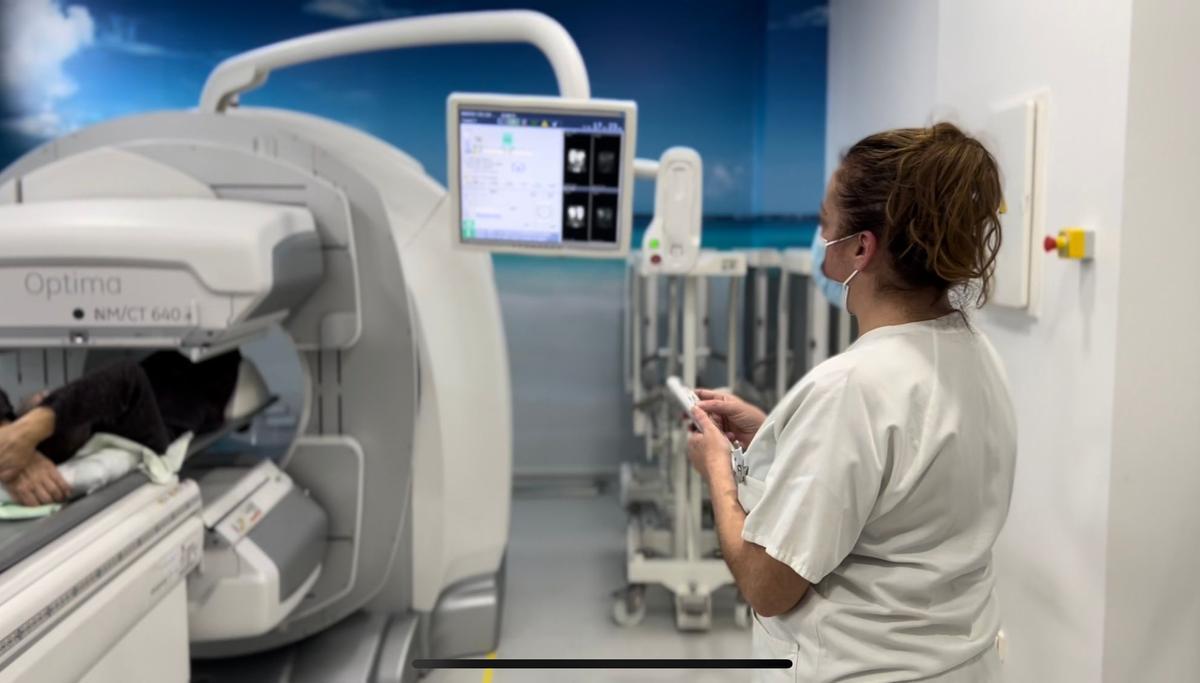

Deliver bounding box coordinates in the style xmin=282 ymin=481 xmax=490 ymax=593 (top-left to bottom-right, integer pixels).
xmin=826 ymin=1 xmax=1138 ymax=680
xmin=936 ymin=3 xmax=1132 ymax=681
xmin=824 ymin=0 xmax=940 ymax=179
xmin=1104 ymin=0 xmax=1200 ymax=680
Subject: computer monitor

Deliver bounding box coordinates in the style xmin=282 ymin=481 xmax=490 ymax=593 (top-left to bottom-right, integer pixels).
xmin=447 ymin=94 xmax=637 ymax=257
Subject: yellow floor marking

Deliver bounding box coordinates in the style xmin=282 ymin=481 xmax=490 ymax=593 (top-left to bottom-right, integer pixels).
xmin=481 ymin=651 xmax=498 ymax=683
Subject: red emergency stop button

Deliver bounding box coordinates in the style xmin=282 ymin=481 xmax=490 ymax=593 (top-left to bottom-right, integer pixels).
xmin=1043 ymin=235 xmax=1059 ymax=253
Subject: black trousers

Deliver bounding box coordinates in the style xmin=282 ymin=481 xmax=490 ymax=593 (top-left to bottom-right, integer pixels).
xmin=38 ymin=360 xmax=171 ymax=463
xmin=35 ymin=351 xmax=241 ymax=464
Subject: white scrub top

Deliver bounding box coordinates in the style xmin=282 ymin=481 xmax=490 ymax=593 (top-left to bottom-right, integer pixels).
xmin=740 ymin=313 xmax=1016 ymax=682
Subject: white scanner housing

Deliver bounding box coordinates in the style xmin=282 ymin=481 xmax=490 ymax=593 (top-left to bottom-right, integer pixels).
xmin=0 ymin=198 xmax=321 ymax=356
xmin=0 ymin=106 xmax=512 ymax=668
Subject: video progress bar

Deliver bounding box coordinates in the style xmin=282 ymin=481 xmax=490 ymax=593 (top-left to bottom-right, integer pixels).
xmin=413 ymin=659 xmax=792 ymax=670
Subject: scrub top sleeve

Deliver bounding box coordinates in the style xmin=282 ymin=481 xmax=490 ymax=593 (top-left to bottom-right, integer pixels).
xmin=741 ymin=372 xmax=883 ymax=583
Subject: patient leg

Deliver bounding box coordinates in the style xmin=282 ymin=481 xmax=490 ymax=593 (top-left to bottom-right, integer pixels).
xmin=139 ymin=350 xmax=242 ymax=438
xmin=37 ymin=360 xmax=172 ymax=464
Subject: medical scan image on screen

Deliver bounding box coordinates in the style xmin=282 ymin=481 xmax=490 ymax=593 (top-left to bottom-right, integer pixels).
xmin=458 ymin=108 xmax=625 ymax=248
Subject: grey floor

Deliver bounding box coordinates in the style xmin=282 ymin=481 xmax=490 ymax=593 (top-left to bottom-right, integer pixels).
xmin=426 ymin=488 xmax=752 ymax=683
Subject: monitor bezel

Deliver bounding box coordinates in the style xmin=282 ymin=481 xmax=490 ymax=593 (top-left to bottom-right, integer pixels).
xmin=447 ymin=93 xmax=637 ymax=258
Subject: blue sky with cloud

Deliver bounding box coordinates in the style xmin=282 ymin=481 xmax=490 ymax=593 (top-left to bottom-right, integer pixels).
xmin=0 ymin=0 xmax=827 ymax=215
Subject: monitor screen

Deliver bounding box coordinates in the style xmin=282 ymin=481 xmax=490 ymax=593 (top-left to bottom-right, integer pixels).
xmin=454 ymin=103 xmax=630 ymax=253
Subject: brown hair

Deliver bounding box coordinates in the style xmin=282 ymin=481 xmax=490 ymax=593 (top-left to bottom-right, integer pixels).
xmin=832 ymin=122 xmax=1003 ymax=308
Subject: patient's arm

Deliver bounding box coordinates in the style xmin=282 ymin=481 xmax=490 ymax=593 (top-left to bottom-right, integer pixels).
xmin=36 ymin=361 xmax=172 ymax=464
xmin=5 ymin=451 xmax=71 ymax=506
xmin=17 ymin=390 xmax=48 ymax=415
xmin=0 ymin=408 xmax=54 ymax=482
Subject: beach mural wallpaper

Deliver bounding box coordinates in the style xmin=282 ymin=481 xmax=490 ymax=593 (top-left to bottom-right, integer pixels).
xmin=0 ymin=0 xmax=828 ymax=474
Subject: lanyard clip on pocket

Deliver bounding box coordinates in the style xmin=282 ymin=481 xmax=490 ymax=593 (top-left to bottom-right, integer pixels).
xmin=731 ymin=440 xmax=748 ymax=483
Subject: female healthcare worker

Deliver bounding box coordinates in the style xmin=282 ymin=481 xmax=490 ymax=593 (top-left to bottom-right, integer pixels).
xmin=687 ymin=122 xmax=1016 ymax=682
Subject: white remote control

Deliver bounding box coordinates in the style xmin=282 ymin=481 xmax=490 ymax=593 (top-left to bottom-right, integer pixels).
xmin=666 ymin=376 xmax=702 ymax=428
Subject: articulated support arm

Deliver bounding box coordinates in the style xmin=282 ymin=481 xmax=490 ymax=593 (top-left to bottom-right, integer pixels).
xmin=200 ymin=10 xmax=591 ymax=112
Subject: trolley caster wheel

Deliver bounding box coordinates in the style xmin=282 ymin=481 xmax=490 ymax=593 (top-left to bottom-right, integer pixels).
xmin=675 ymin=593 xmax=713 ymax=631
xmin=734 ymin=601 xmax=752 ymax=629
xmin=612 ymin=585 xmax=647 ymax=627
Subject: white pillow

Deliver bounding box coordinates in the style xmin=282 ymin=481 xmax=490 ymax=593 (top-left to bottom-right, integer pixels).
xmin=224 ymin=360 xmax=269 ymax=421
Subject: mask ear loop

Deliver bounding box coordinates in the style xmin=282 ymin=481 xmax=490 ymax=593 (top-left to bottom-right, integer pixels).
xmin=834 ymin=231 xmax=865 ymax=313
xmin=822 ymin=232 xmax=859 ymax=248
xmin=842 ymin=269 xmax=860 ymax=312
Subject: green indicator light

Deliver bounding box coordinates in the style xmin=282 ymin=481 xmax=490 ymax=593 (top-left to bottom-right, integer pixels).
xmin=649 ymin=238 xmax=661 ymax=249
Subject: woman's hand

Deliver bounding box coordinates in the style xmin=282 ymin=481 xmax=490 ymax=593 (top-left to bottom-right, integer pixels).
xmin=686 ymin=407 xmax=734 ymax=484
xmin=694 ymin=389 xmax=766 ymax=448
xmin=5 ymin=453 xmax=70 ymax=507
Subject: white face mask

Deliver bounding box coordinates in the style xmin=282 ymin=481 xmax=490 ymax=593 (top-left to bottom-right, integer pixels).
xmin=818 ymin=231 xmax=862 ymax=313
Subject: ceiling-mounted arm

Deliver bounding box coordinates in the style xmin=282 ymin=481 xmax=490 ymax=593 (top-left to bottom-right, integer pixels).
xmin=199 ymin=10 xmax=591 ymax=112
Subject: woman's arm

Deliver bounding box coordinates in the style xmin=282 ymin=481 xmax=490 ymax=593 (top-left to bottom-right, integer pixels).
xmin=688 ymin=408 xmax=810 ymax=617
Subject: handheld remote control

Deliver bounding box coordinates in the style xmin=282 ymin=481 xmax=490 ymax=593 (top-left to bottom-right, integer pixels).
xmin=666 ymin=376 xmax=702 ymax=428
